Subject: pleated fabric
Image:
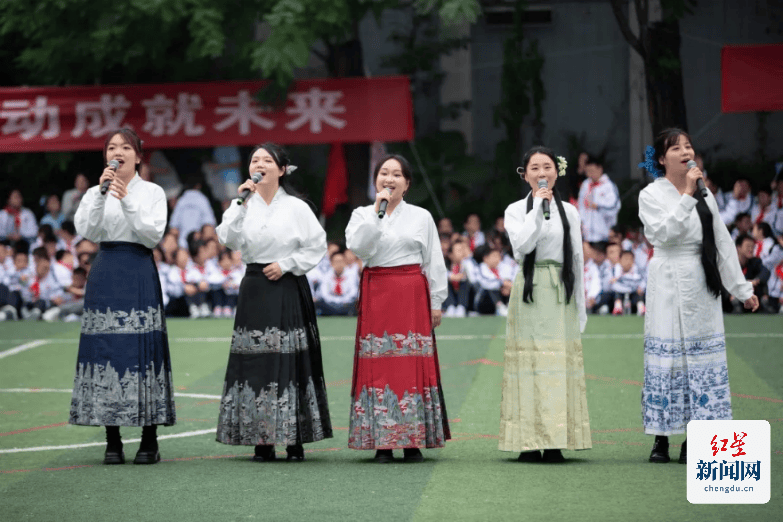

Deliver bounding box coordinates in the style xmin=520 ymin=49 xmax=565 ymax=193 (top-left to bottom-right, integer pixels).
xmin=499 ymin=261 xmax=591 ymax=452
xmin=348 ymin=264 xmax=450 ymax=450
xmin=70 ymin=241 xmax=176 ymax=427
xmin=215 ymin=264 xmax=332 ymax=446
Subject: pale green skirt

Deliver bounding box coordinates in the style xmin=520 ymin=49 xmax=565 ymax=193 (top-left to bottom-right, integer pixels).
xmin=499 ymin=260 xmax=592 ymax=452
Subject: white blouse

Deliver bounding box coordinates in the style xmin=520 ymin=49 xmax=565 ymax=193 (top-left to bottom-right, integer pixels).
xmin=505 ymin=196 xmax=587 ymax=332
xmin=345 ymin=200 xmax=447 ymax=309
xmin=74 ymin=174 xmax=167 ymax=249
xmin=216 ymin=188 xmax=326 ymax=276
xmin=639 ymin=178 xmax=752 ymax=302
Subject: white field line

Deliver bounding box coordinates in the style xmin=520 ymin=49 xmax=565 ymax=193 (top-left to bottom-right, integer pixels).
xmin=0 ymin=340 xmax=50 ymax=360
xmin=0 ymin=389 xmax=221 ymax=400
xmin=0 ymin=428 xmax=217 ymax=454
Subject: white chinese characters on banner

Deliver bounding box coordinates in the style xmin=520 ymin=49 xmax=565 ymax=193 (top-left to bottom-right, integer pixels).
xmin=285 ymin=88 xmax=346 ymax=133
xmin=213 ymin=90 xmax=274 ymax=135
xmin=142 ymin=93 xmax=205 ymax=137
xmin=0 ymin=96 xmax=60 ymax=140
xmin=72 ymin=94 xmax=132 ymax=138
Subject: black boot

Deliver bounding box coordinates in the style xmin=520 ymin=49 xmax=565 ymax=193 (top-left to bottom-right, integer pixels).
xmin=403 ymin=448 xmax=424 ymax=463
xmin=542 ymin=449 xmax=565 ymax=463
xmin=286 ymin=444 xmax=305 ymax=462
xmin=678 ymin=439 xmax=687 ymax=464
xmin=103 ymin=426 xmax=125 ymax=465
xmin=252 ymin=445 xmax=276 ymax=462
xmin=517 ymin=451 xmax=542 ymax=462
xmin=649 ymin=435 xmax=670 ymax=463
xmin=133 ymin=425 xmax=160 ymax=464
xmin=374 ymin=449 xmax=395 ymax=463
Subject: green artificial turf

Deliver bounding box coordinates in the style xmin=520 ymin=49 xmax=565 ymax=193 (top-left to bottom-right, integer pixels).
xmin=0 ymin=315 xmax=780 ymax=521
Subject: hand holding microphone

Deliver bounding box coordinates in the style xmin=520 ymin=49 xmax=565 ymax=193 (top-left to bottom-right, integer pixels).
xmin=537 ymin=179 xmax=551 ymax=220
xmin=686 ymin=160 xmax=709 ymax=199
xmin=377 ymin=187 xmax=392 ymax=218
xmin=237 ymin=172 xmax=263 ymax=205
xmin=100 ymin=160 xmax=120 ymax=196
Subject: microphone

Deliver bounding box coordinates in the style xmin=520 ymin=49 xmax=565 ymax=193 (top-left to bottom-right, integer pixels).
xmin=377 ymin=188 xmax=392 ymax=218
xmin=687 ymin=160 xmax=709 ymax=198
xmin=538 ymin=179 xmax=550 ymax=220
xmin=237 ymin=172 xmax=263 ymax=205
xmin=100 ymin=160 xmax=120 ymax=196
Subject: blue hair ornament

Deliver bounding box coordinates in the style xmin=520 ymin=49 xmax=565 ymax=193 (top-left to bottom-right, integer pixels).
xmin=637 ymin=145 xmax=662 ymax=178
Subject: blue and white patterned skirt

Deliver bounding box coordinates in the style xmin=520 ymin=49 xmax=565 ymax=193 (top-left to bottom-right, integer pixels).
xmin=69 ymin=241 xmax=176 ymax=427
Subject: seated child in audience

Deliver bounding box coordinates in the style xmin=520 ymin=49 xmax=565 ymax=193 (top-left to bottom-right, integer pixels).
xmin=610 ymin=250 xmax=646 ymax=315
xmin=315 ymin=250 xmax=359 ymax=316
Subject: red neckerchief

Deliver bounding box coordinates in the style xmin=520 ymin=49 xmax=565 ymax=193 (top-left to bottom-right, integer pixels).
xmin=222 ymin=268 xmax=231 ymax=276
xmin=196 ymin=264 xmax=206 ymax=274
xmin=180 ymin=269 xmax=187 ymax=283
xmin=776 ymin=263 xmax=783 ymax=281
xmin=754 ymin=241 xmax=763 ymax=258
xmin=4 ymin=206 xmax=21 ymax=230
xmin=778 ymin=193 xmax=783 ymax=209
xmin=582 ymin=179 xmax=601 ymax=209
xmin=490 ymin=267 xmax=500 ymax=279
xmin=469 ymin=235 xmax=476 ymax=252
xmin=58 ymin=260 xmax=73 ymax=271
xmin=31 ymin=277 xmax=40 ymax=300
xmin=451 ymin=263 xmax=461 ymax=291
xmin=755 ymin=206 xmax=767 ymax=224
xmin=334 ymin=274 xmax=343 ymax=296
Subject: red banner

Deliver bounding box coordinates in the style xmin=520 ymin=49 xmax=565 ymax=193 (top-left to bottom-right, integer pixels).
xmin=0 ymin=77 xmax=413 ymax=152
xmin=722 ymin=44 xmax=783 ymax=113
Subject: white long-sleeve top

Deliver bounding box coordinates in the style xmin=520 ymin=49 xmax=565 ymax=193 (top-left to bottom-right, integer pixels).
xmin=611 ymin=264 xmax=645 ymax=294
xmin=719 ymin=193 xmax=754 ymax=225
xmin=74 ymin=174 xmax=167 ymax=249
xmin=583 ymin=260 xmax=601 ymax=301
xmin=316 ymin=268 xmax=359 ymax=306
xmin=346 ymin=200 xmax=447 ymax=309
xmin=216 ymin=188 xmax=326 ymax=276
xmin=505 ymin=196 xmax=587 ymax=332
xmin=0 ymin=207 xmax=38 ymax=242
xmin=639 ymin=178 xmax=752 ymax=302
xmin=577 ymin=174 xmax=621 ymax=242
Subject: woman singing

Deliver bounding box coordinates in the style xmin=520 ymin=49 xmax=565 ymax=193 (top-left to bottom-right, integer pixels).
xmin=500 ymin=146 xmax=592 ymax=463
xmin=345 ymin=154 xmax=450 ymax=463
xmin=70 ymin=128 xmax=175 ymax=465
xmin=638 ymin=129 xmax=758 ymax=464
xmin=215 ymin=143 xmax=332 ymax=462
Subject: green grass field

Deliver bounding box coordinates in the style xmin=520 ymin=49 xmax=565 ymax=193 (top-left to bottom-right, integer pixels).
xmin=1 ymin=315 xmax=781 ymax=521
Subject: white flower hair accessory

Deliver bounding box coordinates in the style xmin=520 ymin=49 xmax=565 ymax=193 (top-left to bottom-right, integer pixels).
xmin=556 ymin=156 xmax=567 ymax=177
xmin=285 ymin=165 xmax=298 ymax=175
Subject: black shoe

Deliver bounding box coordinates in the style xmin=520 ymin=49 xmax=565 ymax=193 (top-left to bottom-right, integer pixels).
xmin=286 ymin=445 xmax=305 ymax=462
xmin=374 ymin=449 xmax=395 ymax=463
xmin=542 ymin=449 xmax=565 ymax=463
xmin=403 ymin=448 xmax=424 ymax=463
xmin=649 ymin=435 xmax=670 ymax=463
xmin=103 ymin=446 xmax=125 ymax=465
xmin=104 ymin=426 xmax=125 ymax=465
xmin=517 ymin=450 xmax=542 ymax=462
xmin=678 ymin=439 xmax=687 ymax=464
xmin=252 ymin=445 xmax=276 ymax=462
xmin=133 ymin=450 xmax=161 ymax=465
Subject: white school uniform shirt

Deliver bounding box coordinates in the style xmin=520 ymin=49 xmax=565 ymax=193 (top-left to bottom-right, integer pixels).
xmin=596 ymin=259 xmax=614 ymax=293
xmin=751 ymin=202 xmax=776 ymax=227
xmin=316 ymin=268 xmax=359 ymax=306
xmin=584 ymin=259 xmax=601 ymax=301
xmin=771 ymin=207 xmax=783 ymax=237
xmin=463 ymin=230 xmax=485 ymax=251
xmin=185 ymin=263 xmax=209 ymax=285
xmin=225 ymin=266 xmax=244 ymax=295
xmin=346 ymin=200 xmax=447 ymax=309
xmin=166 ymin=265 xmax=190 ymax=298
xmin=505 ymin=195 xmax=587 ymax=332
xmin=217 ymin=188 xmax=326 ymax=276
xmin=51 ymin=261 xmax=73 ymax=289
xmin=0 ymin=207 xmax=38 ymax=242
xmin=611 ymin=264 xmax=645 ymax=294
xmin=719 ymin=193 xmax=753 ymax=226
xmin=169 ymin=189 xmax=217 ymax=247
xmin=4 ymin=265 xmax=32 ymax=293
xmin=30 ymin=270 xmax=64 ymax=303
xmin=577 ymin=174 xmax=621 ymax=242
xmin=74 ymin=174 xmax=167 ymax=249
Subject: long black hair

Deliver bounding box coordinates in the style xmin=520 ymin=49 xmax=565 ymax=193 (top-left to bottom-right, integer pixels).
xmin=518 ymin=146 xmax=575 ymax=304
xmin=251 ymin=142 xmax=315 ymax=212
xmin=654 ymin=129 xmax=722 ymax=297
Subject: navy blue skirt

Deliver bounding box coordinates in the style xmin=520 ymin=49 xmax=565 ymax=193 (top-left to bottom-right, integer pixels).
xmin=69 ymin=241 xmax=176 ymax=427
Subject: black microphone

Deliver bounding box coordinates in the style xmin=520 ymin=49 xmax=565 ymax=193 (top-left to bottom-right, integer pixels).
xmin=687 ymin=160 xmax=709 ymax=199
xmin=377 ymin=188 xmax=392 ymax=218
xmin=100 ymin=160 xmax=120 ymax=196
xmin=237 ymin=172 xmax=263 ymax=205
xmin=538 ymin=179 xmax=550 ymax=220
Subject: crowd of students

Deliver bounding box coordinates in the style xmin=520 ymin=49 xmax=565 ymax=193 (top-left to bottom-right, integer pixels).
xmin=2 ymin=154 xmax=782 ymax=322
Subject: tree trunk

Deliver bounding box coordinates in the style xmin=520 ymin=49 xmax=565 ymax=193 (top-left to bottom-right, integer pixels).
xmin=644 ymin=20 xmax=688 ymax=135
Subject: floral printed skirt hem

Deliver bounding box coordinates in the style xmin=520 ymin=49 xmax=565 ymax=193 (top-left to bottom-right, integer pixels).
xmin=215 ymin=265 xmax=332 ymax=446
